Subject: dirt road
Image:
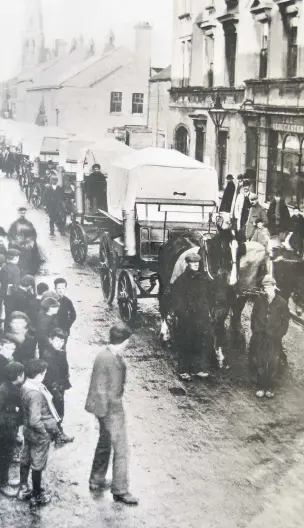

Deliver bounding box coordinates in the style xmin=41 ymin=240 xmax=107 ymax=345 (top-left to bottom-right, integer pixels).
xmin=0 ymin=176 xmax=304 ymax=528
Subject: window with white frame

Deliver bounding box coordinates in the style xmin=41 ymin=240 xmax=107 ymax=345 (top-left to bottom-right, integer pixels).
xmin=110 ymin=92 xmax=122 ymax=113
xmin=132 ymin=93 xmax=144 ymax=114
xmin=181 ymin=38 xmax=192 ymax=87
xmin=259 ymin=23 xmax=269 ymax=79
xmin=178 ymin=0 xmax=192 ymax=17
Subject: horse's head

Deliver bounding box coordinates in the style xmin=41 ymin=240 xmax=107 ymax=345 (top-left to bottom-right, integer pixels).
xmin=216 ymin=212 xmax=233 ymax=232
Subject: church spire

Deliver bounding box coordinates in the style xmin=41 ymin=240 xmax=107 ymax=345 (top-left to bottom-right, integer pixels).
xmin=22 ymin=0 xmax=46 ymax=70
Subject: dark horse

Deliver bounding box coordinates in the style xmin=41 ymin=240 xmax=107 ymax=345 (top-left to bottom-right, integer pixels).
xmin=158 ymin=215 xmax=267 ymax=366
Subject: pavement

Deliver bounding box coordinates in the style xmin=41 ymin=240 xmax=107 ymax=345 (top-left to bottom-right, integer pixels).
xmin=0 ymin=175 xmax=304 ymax=528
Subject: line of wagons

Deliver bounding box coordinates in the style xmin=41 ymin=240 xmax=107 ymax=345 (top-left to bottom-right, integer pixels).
xmin=0 ymin=118 xmax=220 ymax=325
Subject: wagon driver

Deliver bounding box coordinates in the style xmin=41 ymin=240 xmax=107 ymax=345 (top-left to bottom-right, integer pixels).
xmin=85 ymin=163 xmax=108 ymax=214
xmin=171 ymin=252 xmax=213 ymax=381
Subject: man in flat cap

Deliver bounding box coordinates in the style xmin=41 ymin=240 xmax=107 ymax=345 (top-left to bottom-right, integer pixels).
xmin=249 ymin=274 xmax=290 ymax=399
xmin=171 ymin=252 xmax=213 ymax=380
xmin=85 ymin=163 xmax=108 ymax=214
xmin=43 ymin=175 xmax=65 ymax=236
xmin=8 ymin=208 xmax=40 ymax=276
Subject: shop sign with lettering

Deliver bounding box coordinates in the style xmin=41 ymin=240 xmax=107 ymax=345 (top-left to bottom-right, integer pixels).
xmin=271 ymin=116 xmax=304 ymax=134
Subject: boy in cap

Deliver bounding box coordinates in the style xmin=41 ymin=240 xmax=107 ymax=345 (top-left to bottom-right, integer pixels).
xmin=0 ymin=248 xmax=21 ymax=324
xmin=8 ymin=207 xmax=37 ymax=247
xmin=287 ymin=205 xmax=304 ymax=257
xmin=249 ymin=274 xmax=290 ymax=399
xmin=245 ymin=194 xmax=268 ymax=240
xmin=36 ymin=297 xmax=59 ymax=353
xmin=28 ymin=282 xmax=49 ymax=330
xmin=85 ymin=324 xmax=138 ymax=505
xmin=10 ymin=275 xmax=36 ymax=322
xmin=42 ymin=328 xmax=74 ymax=445
xmin=0 ymin=362 xmax=25 ymax=497
xmin=54 ymin=278 xmax=76 ymax=336
xmin=18 ymin=359 xmax=61 ymax=506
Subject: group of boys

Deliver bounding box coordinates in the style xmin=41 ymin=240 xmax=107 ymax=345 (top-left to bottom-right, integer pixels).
xmin=0 ymin=241 xmax=77 ymax=508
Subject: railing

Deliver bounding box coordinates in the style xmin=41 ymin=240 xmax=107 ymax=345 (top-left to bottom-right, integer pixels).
xmin=245 ymin=77 xmax=304 ymax=107
xmin=170 ymin=85 xmax=245 ymax=107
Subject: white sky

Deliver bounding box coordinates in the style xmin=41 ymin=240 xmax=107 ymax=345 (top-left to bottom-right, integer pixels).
xmin=0 ymin=0 xmax=173 ymax=81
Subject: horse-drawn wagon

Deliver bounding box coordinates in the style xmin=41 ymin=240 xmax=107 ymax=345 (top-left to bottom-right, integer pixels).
xmin=70 ymin=146 xmax=219 ymax=323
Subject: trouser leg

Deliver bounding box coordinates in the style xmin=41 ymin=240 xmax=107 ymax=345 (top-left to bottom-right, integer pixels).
xmin=105 ymin=411 xmax=128 ymax=496
xmin=89 ymin=418 xmax=111 ymax=486
xmin=0 ymin=439 xmax=14 ymax=486
xmin=20 ymin=463 xmax=30 ymax=486
xmin=49 ymin=216 xmax=55 ymax=234
xmin=52 ymin=391 xmax=65 ymax=422
xmin=32 ymin=470 xmax=42 ymax=497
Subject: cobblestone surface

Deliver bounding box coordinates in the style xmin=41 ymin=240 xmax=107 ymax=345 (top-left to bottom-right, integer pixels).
xmin=0 ymin=176 xmax=304 ymax=528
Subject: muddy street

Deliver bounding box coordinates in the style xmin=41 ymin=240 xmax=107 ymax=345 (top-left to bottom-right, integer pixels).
xmin=1 ymin=176 xmax=304 ymax=528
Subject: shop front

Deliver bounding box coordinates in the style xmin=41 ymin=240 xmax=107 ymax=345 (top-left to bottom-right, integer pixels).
xmin=246 ymin=113 xmax=304 ymax=207
xmin=267 ymin=116 xmax=304 ymax=207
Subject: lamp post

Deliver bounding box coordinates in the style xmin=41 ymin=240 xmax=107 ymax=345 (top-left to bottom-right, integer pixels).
xmin=208 ymin=92 xmax=228 ymax=187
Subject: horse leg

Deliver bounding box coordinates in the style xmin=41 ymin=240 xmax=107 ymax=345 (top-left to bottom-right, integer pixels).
xmin=213 ymin=311 xmax=229 ymax=369
xmin=231 ymin=295 xmax=247 ymax=331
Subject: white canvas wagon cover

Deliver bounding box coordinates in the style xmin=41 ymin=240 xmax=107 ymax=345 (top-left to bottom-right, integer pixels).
xmin=107 ymin=147 xmax=219 ymax=219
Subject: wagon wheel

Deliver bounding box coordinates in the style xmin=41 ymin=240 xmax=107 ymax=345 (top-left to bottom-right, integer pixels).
xmin=117 ymin=270 xmax=138 ymax=324
xmin=31 ymin=183 xmax=42 ymax=209
xmin=70 ymin=223 xmax=88 ymax=264
xmin=99 ymin=233 xmax=116 ymax=304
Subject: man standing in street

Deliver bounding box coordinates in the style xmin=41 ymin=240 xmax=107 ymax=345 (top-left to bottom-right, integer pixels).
xmin=85 ymin=324 xmax=138 ymax=505
xmin=44 ymin=175 xmax=65 ymax=236
xmin=171 ymin=252 xmax=213 ymax=380
xmin=249 ymin=275 xmax=290 ymax=399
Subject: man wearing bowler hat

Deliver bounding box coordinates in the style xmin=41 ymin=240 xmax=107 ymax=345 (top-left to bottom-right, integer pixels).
xmin=249 ymin=274 xmax=290 ymax=399
xmin=171 ymin=252 xmax=213 ymax=381
xmin=85 ymin=163 xmax=108 ymax=214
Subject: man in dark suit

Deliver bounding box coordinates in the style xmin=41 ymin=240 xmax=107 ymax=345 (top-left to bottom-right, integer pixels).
xmin=85 ymin=324 xmax=138 ymax=505
xmin=10 ymin=275 xmax=36 ymax=324
xmin=3 ymin=147 xmax=14 ymax=178
xmin=44 ymin=175 xmax=65 ymax=236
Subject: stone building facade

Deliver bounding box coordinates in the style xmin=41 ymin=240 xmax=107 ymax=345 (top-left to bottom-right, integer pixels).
xmin=169 ymin=0 xmax=304 ymax=205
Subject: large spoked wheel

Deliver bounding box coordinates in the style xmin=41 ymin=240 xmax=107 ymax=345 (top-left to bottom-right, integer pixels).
xmin=99 ymin=233 xmax=116 ymax=304
xmin=70 ymin=223 xmax=88 ymax=264
xmin=117 ymin=270 xmax=138 ymax=325
xmin=31 ymin=183 xmax=42 ymax=209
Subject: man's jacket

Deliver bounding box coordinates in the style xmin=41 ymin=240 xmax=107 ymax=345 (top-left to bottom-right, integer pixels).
xmin=85 ymin=346 xmax=126 ymax=418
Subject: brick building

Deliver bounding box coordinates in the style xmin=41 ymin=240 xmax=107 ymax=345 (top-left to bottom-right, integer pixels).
xmin=169 ymin=0 xmax=304 ymax=206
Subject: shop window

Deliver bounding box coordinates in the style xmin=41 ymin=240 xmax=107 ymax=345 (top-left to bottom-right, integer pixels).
xmin=259 ymin=24 xmax=268 ymax=79
xmin=175 ymin=125 xmax=189 ymax=155
xmin=110 ymin=92 xmax=122 ymax=113
xmin=132 ymin=93 xmax=144 ymax=114
xmin=218 ymin=130 xmax=228 ymax=190
xmin=225 ymin=27 xmax=237 ymax=87
xmin=287 ymin=21 xmax=298 ymax=77
xmin=267 ymin=131 xmax=304 ymax=206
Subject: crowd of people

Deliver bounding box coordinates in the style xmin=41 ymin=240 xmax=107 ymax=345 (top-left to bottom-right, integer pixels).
xmin=220 ymin=174 xmax=304 ymax=258
xmin=0 ymin=205 xmax=138 ymax=509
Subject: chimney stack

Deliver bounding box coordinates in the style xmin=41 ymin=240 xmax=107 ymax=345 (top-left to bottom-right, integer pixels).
xmin=134 ymin=22 xmax=152 ymax=79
